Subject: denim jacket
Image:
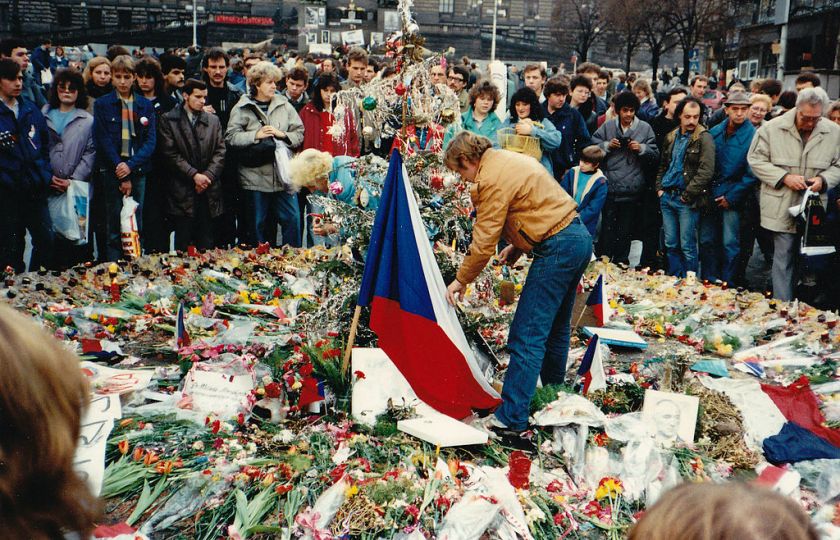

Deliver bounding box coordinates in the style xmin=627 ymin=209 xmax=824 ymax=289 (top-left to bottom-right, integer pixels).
xmin=0 ymin=97 xmax=52 ymax=196
xmin=93 ymin=91 xmax=156 ymax=175
xmin=709 ymin=118 xmax=756 ymax=208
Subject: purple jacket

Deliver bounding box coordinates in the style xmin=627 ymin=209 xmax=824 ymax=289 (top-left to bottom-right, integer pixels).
xmin=43 ymin=106 xmax=96 ymax=182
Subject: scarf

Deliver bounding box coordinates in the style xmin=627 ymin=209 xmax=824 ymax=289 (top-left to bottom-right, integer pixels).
xmin=120 ymin=95 xmax=136 ymax=159
xmin=86 ymin=80 xmax=113 ymax=99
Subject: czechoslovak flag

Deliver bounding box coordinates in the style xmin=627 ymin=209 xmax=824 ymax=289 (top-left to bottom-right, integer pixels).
xmin=586 ymin=274 xmax=610 ymax=327
xmin=577 ymin=335 xmax=607 ymax=395
xmin=357 ymin=151 xmax=501 ymax=418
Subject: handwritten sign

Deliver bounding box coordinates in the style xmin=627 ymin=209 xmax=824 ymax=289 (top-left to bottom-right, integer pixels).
xmin=73 ymin=394 xmax=121 ymax=496
xmin=181 ymin=369 xmax=255 ymax=420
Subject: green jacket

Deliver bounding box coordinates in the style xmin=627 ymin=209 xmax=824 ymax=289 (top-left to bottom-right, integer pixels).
xmin=656 ymin=124 xmax=716 ymax=211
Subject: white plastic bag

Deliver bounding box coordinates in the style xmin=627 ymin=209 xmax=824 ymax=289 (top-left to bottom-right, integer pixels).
xmin=274 ymin=140 xmax=295 ymax=192
xmin=48 ymin=180 xmax=91 ymax=243
xmin=120 ymin=196 xmax=141 ymax=259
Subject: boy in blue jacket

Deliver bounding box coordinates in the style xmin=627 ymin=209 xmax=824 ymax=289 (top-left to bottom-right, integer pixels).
xmin=698 ymin=91 xmax=756 ymax=284
xmin=560 ymin=145 xmax=608 ymax=238
xmin=0 ymin=58 xmax=54 ymax=271
xmin=93 ymin=55 xmax=156 ymax=261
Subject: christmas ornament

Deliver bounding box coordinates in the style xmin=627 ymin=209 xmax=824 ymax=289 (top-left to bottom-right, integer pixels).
xmin=329 ymin=181 xmax=344 ymax=195
xmin=394 ymin=83 xmax=407 ymax=96
xmin=362 ymin=96 xmax=377 ymax=111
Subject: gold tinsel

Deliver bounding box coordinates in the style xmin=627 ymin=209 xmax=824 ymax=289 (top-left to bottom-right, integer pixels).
xmin=688 ymin=381 xmax=760 ymax=469
xmin=330 ymin=493 xmax=386 ymax=536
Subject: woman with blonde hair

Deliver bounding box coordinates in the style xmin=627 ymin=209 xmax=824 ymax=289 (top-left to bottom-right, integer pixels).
xmin=629 ymin=482 xmax=818 ymax=540
xmin=749 ymin=93 xmax=773 ymax=127
xmin=0 ymin=303 xmax=100 ymax=538
xmin=288 ymin=148 xmax=379 ymax=239
xmin=226 ymin=60 xmax=304 ymax=247
xmin=82 ymin=56 xmax=112 ymax=111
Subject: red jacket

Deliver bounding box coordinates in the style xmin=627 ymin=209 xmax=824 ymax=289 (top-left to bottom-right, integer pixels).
xmin=299 ymin=102 xmax=360 ymax=157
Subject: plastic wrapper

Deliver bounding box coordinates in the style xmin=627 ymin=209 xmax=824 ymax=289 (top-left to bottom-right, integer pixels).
xmin=618 ymin=438 xmax=665 ymax=502
xmin=120 ymin=196 xmax=141 ymax=259
xmin=459 ymin=466 xmax=533 ymax=540
xmin=438 ymin=494 xmax=500 ymax=540
xmin=795 ymin=459 xmax=840 ymax=503
xmin=306 ymin=476 xmax=349 ymax=535
xmin=531 ymin=393 xmax=606 ymax=427
xmin=604 ymin=412 xmax=650 ymax=443
xmin=140 ymin=473 xmax=230 ymax=534
xmin=553 ymin=425 xmax=588 ymax=482
xmin=583 ymin=445 xmax=614 ymax=489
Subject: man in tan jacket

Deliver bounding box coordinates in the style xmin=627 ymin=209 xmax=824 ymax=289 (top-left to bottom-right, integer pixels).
xmin=444 ymin=131 xmax=592 ymax=441
xmin=748 ymin=87 xmax=840 ymax=301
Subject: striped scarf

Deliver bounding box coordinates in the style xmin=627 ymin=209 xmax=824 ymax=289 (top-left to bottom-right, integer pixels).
xmin=120 ymin=96 xmax=136 ymax=159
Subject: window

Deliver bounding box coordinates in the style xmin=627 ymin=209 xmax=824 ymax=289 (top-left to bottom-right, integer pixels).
xmin=439 ymin=0 xmax=454 ymax=14
xmin=524 ymin=29 xmax=536 ymax=42
xmin=57 ymin=6 xmax=73 ymax=26
xmin=525 ymin=0 xmax=539 ymax=18
xmin=118 ymin=10 xmax=132 ymax=28
xmin=498 ymin=0 xmax=511 ymax=18
xmin=88 ymin=8 xmax=102 ymax=28
xmin=738 ymin=59 xmax=758 ymax=80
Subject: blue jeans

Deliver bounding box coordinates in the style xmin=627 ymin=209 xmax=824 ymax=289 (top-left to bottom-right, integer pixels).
xmin=494 ymin=219 xmax=592 ymax=431
xmin=699 ymin=207 xmax=740 ymax=283
xmin=242 ymin=189 xmax=301 ymax=247
xmin=95 ymin=168 xmax=146 ymax=262
xmin=660 ymin=191 xmax=699 ymax=277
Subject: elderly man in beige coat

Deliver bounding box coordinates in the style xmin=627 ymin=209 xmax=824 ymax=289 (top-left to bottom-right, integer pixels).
xmin=747 ymin=87 xmax=840 ymax=301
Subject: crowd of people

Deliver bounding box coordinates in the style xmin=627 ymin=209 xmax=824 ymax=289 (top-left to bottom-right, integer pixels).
xmin=0 ymin=37 xmax=839 ymax=307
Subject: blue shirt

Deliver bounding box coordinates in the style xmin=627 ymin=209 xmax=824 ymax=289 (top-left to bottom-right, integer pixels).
xmin=574 ymin=171 xmax=594 ymax=205
xmin=661 ymin=130 xmax=691 ymax=190
xmin=47 ymin=108 xmax=73 ymax=136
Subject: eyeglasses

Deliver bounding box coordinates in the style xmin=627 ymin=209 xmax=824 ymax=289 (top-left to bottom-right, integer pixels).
xmin=448 ymin=76 xmax=464 ymax=83
xmin=58 ymin=86 xmax=78 ymax=93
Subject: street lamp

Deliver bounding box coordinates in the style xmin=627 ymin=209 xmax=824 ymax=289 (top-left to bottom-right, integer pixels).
xmin=186 ymin=2 xmax=204 ymax=47
xmin=490 ymin=0 xmax=499 ymax=61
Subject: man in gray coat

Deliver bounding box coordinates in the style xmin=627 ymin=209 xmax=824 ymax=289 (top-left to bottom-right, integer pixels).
xmin=592 ymin=91 xmax=659 ymax=265
xmin=158 ymin=79 xmax=226 ymax=251
xmin=748 ymin=87 xmax=840 ymax=301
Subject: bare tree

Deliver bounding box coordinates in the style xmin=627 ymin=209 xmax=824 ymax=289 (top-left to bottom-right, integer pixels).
xmin=666 ymin=0 xmax=728 ymax=83
xmin=605 ymin=0 xmax=646 ymax=74
xmin=551 ymin=0 xmax=604 ymax=63
xmin=640 ymin=1 xmax=678 ymax=81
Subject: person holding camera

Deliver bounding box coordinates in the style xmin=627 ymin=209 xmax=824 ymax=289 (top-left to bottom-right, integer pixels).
xmin=591 ymin=91 xmax=658 ymax=265
xmin=226 ymin=61 xmax=304 ymax=247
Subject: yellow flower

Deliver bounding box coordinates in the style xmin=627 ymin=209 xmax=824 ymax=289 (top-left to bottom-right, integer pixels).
xmin=291 ymin=381 xmax=302 ymax=390
xmin=190 ymin=306 xmax=202 ymax=315
xmin=514 ymin=283 xmax=523 ymax=293
xmin=238 ymin=290 xmax=250 ymax=305
xmin=345 ymin=484 xmax=359 ymax=498
xmin=654 ymin=322 xmax=665 ymax=334
xmin=595 ymin=477 xmax=623 ymax=500
xmin=105 ymin=325 xmax=116 ymax=333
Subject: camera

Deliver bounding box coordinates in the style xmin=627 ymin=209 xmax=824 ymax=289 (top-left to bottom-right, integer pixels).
xmin=617 ymin=136 xmax=630 ymax=148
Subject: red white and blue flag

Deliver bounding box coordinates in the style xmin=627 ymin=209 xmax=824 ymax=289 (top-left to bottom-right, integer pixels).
xmin=357 ymin=152 xmax=501 ymax=418
xmin=576 ymin=335 xmax=607 ymax=395
xmin=175 ymin=301 xmax=191 ymax=349
xmin=586 ymin=274 xmax=609 ymax=327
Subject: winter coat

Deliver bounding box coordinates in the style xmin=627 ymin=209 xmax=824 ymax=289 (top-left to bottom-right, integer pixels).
xmin=592 ymin=117 xmax=659 ymax=201
xmin=299 ymin=102 xmax=360 ymax=157
xmin=43 ymin=106 xmax=96 ymax=182
xmin=708 ymin=118 xmax=756 ymax=209
xmin=748 ymin=109 xmax=840 ymax=233
xmin=0 ymin=97 xmax=52 ymax=196
xmin=457 ymin=149 xmax=579 ymax=284
xmin=92 ymin=91 xmax=157 ymax=175
xmin=542 ymin=102 xmax=591 ymax=180
xmin=443 ymin=109 xmax=503 ymax=148
xmin=656 ymin=125 xmax=716 ymax=211
xmin=158 ymin=105 xmax=226 ymax=218
xmin=560 ymin=166 xmax=608 ymax=236
xmin=637 ymin=98 xmax=660 ymax=123
xmin=226 ymin=93 xmax=304 ymax=193
xmin=283 ymin=90 xmax=310 ymax=113
xmin=22 ymin=71 xmax=47 ymax=109
xmin=498 ymin=116 xmax=563 ymax=176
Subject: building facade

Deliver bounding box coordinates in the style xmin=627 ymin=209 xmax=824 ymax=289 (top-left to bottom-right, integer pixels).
xmin=727 ymin=0 xmax=839 ymax=95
